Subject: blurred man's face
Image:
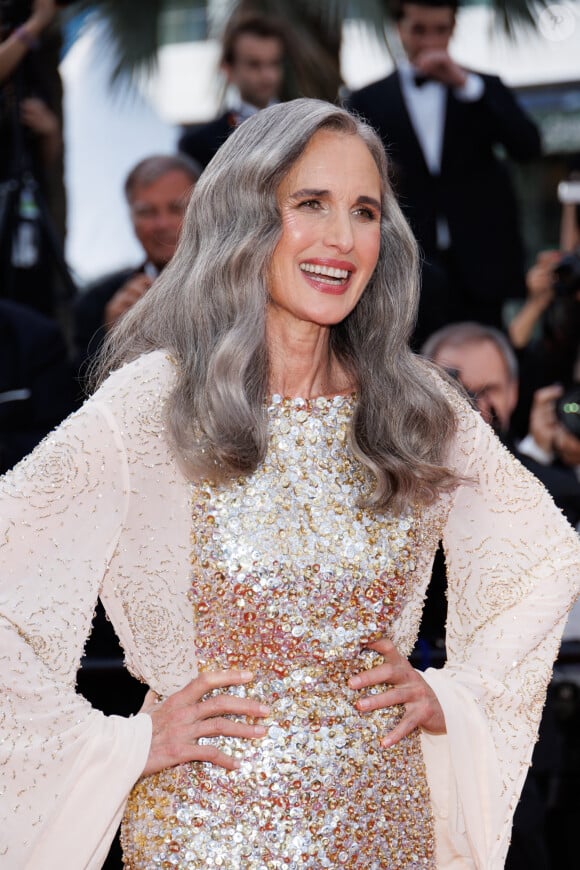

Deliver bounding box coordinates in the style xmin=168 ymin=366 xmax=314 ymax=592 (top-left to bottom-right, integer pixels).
xmin=433 ymin=339 xmax=518 ymax=432
xmin=397 ymin=3 xmax=456 ymax=64
xmin=224 ymin=34 xmax=284 ymax=108
xmin=555 ymin=427 xmax=580 ymax=467
xmin=129 ymin=170 xmax=193 ymax=269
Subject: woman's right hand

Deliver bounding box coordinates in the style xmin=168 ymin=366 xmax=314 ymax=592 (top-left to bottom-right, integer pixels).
xmin=141 ymin=669 xmax=270 ymax=777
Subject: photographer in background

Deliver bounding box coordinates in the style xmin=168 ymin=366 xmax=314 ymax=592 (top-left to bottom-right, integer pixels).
xmin=73 ymin=154 xmax=199 ymax=384
xmin=507 ymin=249 xmax=563 ymax=352
xmin=0 ymin=0 xmax=63 ymax=204
xmin=0 ymin=297 xmax=75 ymax=475
xmin=507 ymin=175 xmax=580 ymax=443
xmin=0 ymin=0 xmax=57 ymax=83
xmin=422 ymin=321 xmax=580 ymax=528
xmin=560 ymin=171 xmax=580 ymax=253
xmin=519 ymin=384 xmax=580 ymax=497
xmin=0 ymin=0 xmax=69 ymax=318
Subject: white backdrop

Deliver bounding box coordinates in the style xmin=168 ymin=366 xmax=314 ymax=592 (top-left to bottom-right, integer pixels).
xmin=61 ymin=20 xmax=177 ymax=285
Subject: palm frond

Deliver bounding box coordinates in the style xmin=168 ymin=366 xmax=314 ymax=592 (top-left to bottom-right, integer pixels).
xmin=70 ymin=0 xmax=164 ymax=81
xmin=490 ymin=0 xmax=547 ymax=38
xmin=71 ymin=0 xmax=551 ymax=93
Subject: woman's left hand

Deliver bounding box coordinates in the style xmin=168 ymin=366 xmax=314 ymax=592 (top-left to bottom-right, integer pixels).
xmin=348 ymin=637 xmax=446 ymax=747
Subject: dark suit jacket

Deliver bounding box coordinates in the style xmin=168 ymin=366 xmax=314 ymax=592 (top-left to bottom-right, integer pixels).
xmin=73 ymin=265 xmax=141 ymax=380
xmin=346 ymin=72 xmax=541 ymax=308
xmin=0 ymin=300 xmax=75 ymax=473
xmin=179 ymin=112 xmax=238 ymax=170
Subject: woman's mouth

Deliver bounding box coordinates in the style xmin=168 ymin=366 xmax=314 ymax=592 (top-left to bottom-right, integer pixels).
xmin=299 ymin=262 xmax=352 ymax=286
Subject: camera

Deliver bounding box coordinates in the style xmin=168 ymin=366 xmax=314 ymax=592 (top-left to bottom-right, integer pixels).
xmin=553 ymin=250 xmax=580 ymax=299
xmin=556 ymin=384 xmax=580 ymax=440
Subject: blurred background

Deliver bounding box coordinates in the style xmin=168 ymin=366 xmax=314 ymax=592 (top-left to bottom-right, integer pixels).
xmin=56 ymin=0 xmax=580 ymax=283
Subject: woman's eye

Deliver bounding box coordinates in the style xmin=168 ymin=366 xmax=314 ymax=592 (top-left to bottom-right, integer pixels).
xmin=299 ymin=199 xmax=321 ymax=210
xmin=354 ymin=207 xmax=378 ymax=220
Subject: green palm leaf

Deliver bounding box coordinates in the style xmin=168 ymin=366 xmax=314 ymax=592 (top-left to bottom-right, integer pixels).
xmin=73 ymin=0 xmax=549 ymax=93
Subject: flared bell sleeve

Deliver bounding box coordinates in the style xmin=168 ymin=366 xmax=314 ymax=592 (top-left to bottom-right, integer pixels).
xmin=0 ymin=395 xmax=152 ymax=869
xmin=420 ymin=400 xmax=580 ymax=869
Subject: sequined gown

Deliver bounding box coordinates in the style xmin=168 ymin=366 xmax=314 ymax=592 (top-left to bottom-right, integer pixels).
xmin=121 ymin=394 xmax=438 ymax=869
xmin=2 ymin=352 xmax=579 ymax=870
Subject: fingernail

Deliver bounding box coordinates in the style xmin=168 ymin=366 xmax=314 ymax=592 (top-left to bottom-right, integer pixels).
xmin=239 ymin=670 xmax=253 ymax=679
xmin=254 ymin=725 xmax=267 ymax=735
xmin=258 ymin=704 xmax=270 ymax=715
xmin=381 ymin=737 xmax=393 ymax=748
xmin=357 ymin=698 xmax=370 ymax=710
xmin=349 ymin=676 xmax=361 ymax=689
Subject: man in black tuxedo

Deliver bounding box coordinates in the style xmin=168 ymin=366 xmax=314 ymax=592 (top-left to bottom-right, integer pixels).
xmin=346 ymin=0 xmax=541 ymax=331
xmin=178 ymin=14 xmax=285 ymax=170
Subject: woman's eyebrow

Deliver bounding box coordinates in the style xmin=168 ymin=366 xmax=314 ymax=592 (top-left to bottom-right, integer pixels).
xmin=356 ymin=195 xmax=382 ymax=211
xmin=288 ymin=188 xmax=329 ymax=199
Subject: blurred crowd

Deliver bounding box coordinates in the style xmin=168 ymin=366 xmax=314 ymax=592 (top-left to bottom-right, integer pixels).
xmin=1 ymin=1 xmax=579 ymax=867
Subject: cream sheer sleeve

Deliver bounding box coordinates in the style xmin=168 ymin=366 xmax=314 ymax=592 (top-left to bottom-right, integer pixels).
xmin=420 ymin=397 xmax=580 ymax=869
xmin=0 ymin=394 xmax=152 ymax=869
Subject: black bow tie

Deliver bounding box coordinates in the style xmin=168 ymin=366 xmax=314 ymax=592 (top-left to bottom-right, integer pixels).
xmin=413 ymin=73 xmax=432 ymax=88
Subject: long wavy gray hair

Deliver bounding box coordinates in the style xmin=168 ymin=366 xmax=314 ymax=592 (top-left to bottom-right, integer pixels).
xmin=97 ymin=98 xmax=457 ymax=511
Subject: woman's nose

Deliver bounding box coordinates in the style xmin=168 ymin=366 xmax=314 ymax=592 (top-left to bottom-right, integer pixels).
xmin=323 ymin=209 xmax=354 ymax=252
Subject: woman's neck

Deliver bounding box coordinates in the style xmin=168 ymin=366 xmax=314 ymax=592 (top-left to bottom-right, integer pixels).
xmin=266 ymin=310 xmax=353 ymax=398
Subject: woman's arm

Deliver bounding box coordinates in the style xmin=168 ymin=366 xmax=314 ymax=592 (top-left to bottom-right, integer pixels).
xmin=425 ymin=397 xmax=580 ymax=866
xmin=508 ymin=250 xmax=559 ymax=349
xmin=0 ymin=355 xmax=272 ymax=868
xmin=559 ymin=201 xmax=579 ymax=251
xmin=0 ymin=396 xmax=150 ymax=869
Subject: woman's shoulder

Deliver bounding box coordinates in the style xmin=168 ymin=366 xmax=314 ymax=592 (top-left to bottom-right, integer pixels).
xmin=416 ymin=357 xmax=475 ymax=420
xmin=88 ymin=350 xmax=179 ymax=438
xmin=416 ymin=358 xmax=485 ymax=471
xmin=92 ymin=350 xmax=178 ymax=406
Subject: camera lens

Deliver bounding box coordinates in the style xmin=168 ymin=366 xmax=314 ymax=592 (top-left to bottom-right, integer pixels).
xmin=556 ymin=385 xmax=580 ymax=439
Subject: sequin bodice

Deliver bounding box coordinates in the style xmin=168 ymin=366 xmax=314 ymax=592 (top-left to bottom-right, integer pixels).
xmin=122 ymin=395 xmax=436 ymax=869
xmin=191 ymin=394 xmax=419 ymax=676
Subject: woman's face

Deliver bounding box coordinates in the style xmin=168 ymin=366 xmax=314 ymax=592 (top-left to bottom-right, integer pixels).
xmin=268 ymin=129 xmax=382 ymax=330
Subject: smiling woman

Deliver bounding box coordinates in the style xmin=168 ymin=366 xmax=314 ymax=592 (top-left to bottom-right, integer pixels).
xmin=1 ymin=99 xmax=579 ymax=870
xmin=266 ymin=129 xmax=382 ymax=392
xmin=100 ymin=99 xmax=457 ymax=509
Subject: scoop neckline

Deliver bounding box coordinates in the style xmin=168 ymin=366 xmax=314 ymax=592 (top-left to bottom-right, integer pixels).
xmin=267 ymin=392 xmax=356 ymax=406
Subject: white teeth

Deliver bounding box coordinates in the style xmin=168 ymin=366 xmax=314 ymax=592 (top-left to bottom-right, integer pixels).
xmin=299 ymin=263 xmax=349 ymax=280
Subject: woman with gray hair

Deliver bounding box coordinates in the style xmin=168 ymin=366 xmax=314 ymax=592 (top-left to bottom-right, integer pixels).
xmin=1 ymin=99 xmax=578 ymax=869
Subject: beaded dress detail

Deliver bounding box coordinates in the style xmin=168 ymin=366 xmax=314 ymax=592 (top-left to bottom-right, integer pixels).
xmin=122 ymin=394 xmax=436 ymax=869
